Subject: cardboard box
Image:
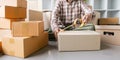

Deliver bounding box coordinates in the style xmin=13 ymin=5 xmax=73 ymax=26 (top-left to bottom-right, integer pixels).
xmin=0 ymin=0 xmax=27 ymax=8
xmin=98 ymin=18 xmax=119 ymax=25
xmin=0 ymin=6 xmax=26 ymax=19
xmin=0 ymin=29 xmax=12 ymax=41
xmin=29 ymin=10 xmax=51 ymax=30
xmin=58 ymin=31 xmax=100 ymax=51
xmin=2 ymin=32 xmax=48 ymax=58
xmin=29 ymin=10 xmax=43 ymax=21
xmin=21 ymin=1 xmax=27 ymax=8
xmin=0 ymin=29 xmax=12 ymax=37
xmin=0 ymin=18 xmax=25 ymax=29
xmin=96 ymin=25 xmax=120 ymax=45
xmin=0 ymin=29 xmax=12 ymax=53
xmin=12 ymin=21 xmax=44 ymax=37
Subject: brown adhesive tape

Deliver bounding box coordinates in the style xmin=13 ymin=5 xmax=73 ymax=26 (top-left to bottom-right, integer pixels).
xmin=63 ymin=19 xmax=85 ymax=31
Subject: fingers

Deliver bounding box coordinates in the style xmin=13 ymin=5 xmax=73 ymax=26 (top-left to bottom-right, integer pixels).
xmin=82 ymin=14 xmax=93 ymax=23
xmin=54 ymin=28 xmax=61 ymax=40
xmin=82 ymin=15 xmax=88 ymax=23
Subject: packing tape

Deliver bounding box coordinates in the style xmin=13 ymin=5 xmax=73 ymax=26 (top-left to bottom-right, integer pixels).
xmin=9 ymin=38 xmax=15 ymax=44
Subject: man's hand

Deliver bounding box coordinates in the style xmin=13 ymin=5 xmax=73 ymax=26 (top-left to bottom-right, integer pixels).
xmin=82 ymin=15 xmax=88 ymax=23
xmin=82 ymin=13 xmax=92 ymax=23
xmin=54 ymin=28 xmax=64 ymax=40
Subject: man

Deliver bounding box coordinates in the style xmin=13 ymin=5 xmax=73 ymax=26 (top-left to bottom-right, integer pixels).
xmin=51 ymin=0 xmax=93 ymax=39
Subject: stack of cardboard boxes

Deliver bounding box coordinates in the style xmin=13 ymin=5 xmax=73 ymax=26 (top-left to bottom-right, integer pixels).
xmin=0 ymin=0 xmax=48 ymax=58
xmin=0 ymin=0 xmax=27 ymax=29
xmin=0 ymin=0 xmax=27 ymax=53
xmin=2 ymin=21 xmax=48 ymax=58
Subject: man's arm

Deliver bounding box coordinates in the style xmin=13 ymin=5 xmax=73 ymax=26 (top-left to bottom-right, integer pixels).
xmin=51 ymin=0 xmax=61 ymax=32
xmin=81 ymin=0 xmax=93 ymax=22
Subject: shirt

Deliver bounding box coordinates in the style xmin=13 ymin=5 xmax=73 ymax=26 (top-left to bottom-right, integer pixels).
xmin=51 ymin=0 xmax=93 ymax=32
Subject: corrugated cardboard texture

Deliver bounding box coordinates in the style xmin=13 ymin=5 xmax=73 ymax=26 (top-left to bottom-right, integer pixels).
xmin=0 ymin=0 xmax=27 ymax=8
xmin=58 ymin=31 xmax=100 ymax=51
xmin=0 ymin=6 xmax=26 ymax=18
xmin=2 ymin=37 xmax=24 ymax=57
xmin=0 ymin=18 xmax=25 ymax=29
xmin=2 ymin=32 xmax=48 ymax=58
xmin=12 ymin=21 xmax=44 ymax=37
xmin=24 ymin=32 xmax=48 ymax=57
xmin=96 ymin=25 xmax=120 ymax=45
xmin=98 ymin=18 xmax=119 ymax=25
xmin=29 ymin=10 xmax=43 ymax=21
xmin=0 ymin=29 xmax=12 ymax=53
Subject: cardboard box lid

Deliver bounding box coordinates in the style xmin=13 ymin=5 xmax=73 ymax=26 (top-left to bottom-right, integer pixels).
xmin=58 ymin=31 xmax=100 ymax=35
xmin=98 ymin=18 xmax=119 ymax=25
xmin=95 ymin=25 xmax=120 ymax=30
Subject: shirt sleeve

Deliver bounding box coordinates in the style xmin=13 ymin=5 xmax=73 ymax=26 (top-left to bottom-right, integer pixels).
xmin=81 ymin=1 xmax=93 ymax=21
xmin=51 ymin=0 xmax=61 ymax=32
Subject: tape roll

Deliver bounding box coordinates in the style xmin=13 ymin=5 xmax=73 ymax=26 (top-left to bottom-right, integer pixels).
xmin=63 ymin=18 xmax=85 ymax=31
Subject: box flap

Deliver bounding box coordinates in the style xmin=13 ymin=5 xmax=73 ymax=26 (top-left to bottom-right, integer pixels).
xmin=95 ymin=25 xmax=120 ymax=30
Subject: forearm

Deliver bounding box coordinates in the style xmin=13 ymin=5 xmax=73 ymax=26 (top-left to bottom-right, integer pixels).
xmin=81 ymin=1 xmax=93 ymax=21
xmin=51 ymin=8 xmax=60 ymax=32
xmin=51 ymin=17 xmax=59 ymax=32
xmin=51 ymin=0 xmax=62 ymax=32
